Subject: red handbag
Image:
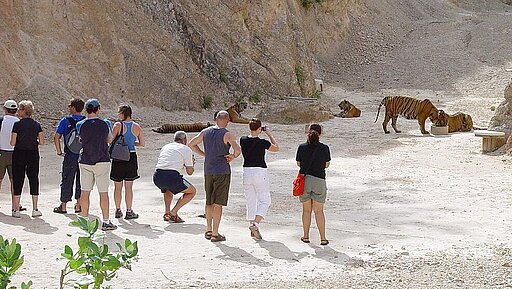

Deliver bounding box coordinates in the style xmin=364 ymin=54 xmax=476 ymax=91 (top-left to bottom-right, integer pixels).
xmin=292 ymin=173 xmax=305 ymax=196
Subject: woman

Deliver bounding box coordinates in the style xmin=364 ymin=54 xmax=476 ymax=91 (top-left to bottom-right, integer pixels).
xmin=110 ymin=105 xmax=145 ymax=220
xmin=296 ymin=124 xmax=331 ymax=245
xmin=10 ymin=100 xmax=44 ymax=218
xmin=240 ymin=118 xmax=279 ymax=240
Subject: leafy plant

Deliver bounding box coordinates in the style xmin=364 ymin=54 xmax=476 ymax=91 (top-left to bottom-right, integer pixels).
xmin=301 ymin=0 xmax=323 ymax=8
xmin=249 ymin=92 xmax=262 ymax=103
xmin=219 ymin=67 xmax=228 ymax=83
xmin=310 ymin=89 xmax=322 ymax=99
xmin=201 ymin=95 xmax=214 ymax=109
xmin=295 ymin=64 xmax=304 ymax=87
xmin=60 ymin=217 xmax=138 ymax=289
xmin=0 ymin=236 xmax=32 ymax=289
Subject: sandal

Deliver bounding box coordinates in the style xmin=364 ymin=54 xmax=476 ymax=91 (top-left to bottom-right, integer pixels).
xmin=210 ymin=234 xmax=226 ymax=242
xmin=300 ymin=237 xmax=310 ymax=243
xmin=168 ymin=214 xmax=184 ymax=223
xmin=204 ymin=231 xmax=213 ymax=240
xmin=320 ymin=240 xmax=330 ymax=246
xmin=163 ymin=213 xmax=172 ymax=221
xmin=197 ymin=213 xmax=206 ymax=218
xmin=53 ymin=206 xmax=67 ymax=214
xmin=74 ymin=204 xmax=81 ymax=213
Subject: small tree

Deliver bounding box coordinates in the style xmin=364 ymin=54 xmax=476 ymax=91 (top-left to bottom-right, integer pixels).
xmin=60 ymin=217 xmax=138 ymax=289
xmin=0 ymin=236 xmax=32 ymax=289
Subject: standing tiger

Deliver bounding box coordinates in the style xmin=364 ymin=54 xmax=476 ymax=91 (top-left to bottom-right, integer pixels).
xmin=227 ymin=102 xmax=251 ymax=124
xmin=337 ymin=100 xmax=361 ymax=118
xmin=375 ymin=96 xmax=439 ymax=134
xmin=434 ymin=110 xmax=473 ymax=133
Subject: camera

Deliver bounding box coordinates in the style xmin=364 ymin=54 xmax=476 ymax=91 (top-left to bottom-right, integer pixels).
xmin=261 ymin=125 xmax=268 ymax=132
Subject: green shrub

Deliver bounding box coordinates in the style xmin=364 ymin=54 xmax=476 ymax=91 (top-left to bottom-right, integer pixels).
xmin=201 ymin=95 xmax=214 ymax=109
xmin=60 ymin=217 xmax=138 ymax=289
xmin=310 ymin=89 xmax=322 ymax=99
xmin=295 ymin=65 xmax=304 ymax=87
xmin=249 ymin=92 xmax=262 ymax=103
xmin=490 ymin=105 xmax=496 ymax=111
xmin=219 ymin=67 xmax=228 ymax=83
xmin=0 ymin=236 xmax=32 ymax=289
xmin=301 ymin=0 xmax=323 ymax=8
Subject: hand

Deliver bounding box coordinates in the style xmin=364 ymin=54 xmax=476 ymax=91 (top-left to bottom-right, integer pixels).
xmin=224 ymin=154 xmax=236 ymax=163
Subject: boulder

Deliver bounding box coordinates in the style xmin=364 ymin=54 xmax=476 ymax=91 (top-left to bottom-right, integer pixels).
xmin=256 ymin=98 xmax=333 ymax=124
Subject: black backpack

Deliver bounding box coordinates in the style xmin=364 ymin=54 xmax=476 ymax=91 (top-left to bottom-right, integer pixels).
xmin=63 ymin=116 xmax=84 ymax=154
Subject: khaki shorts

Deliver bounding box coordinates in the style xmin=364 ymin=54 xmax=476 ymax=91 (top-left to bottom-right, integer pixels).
xmin=79 ymin=162 xmax=111 ymax=193
xmin=205 ymin=174 xmax=230 ymax=206
xmin=0 ymin=150 xmax=13 ymax=179
xmin=299 ymin=175 xmax=327 ymax=203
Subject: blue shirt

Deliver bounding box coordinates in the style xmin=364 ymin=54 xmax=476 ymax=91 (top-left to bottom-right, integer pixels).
xmin=56 ymin=114 xmax=85 ymax=156
xmin=117 ymin=121 xmax=137 ymax=152
xmin=76 ymin=117 xmax=112 ymax=165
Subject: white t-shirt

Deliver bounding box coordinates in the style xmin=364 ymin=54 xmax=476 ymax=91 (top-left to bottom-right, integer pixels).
xmin=155 ymin=142 xmax=193 ymax=173
xmin=0 ymin=115 xmax=19 ymax=151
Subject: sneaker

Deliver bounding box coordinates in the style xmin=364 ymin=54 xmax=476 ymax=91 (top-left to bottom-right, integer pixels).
xmin=101 ymin=221 xmax=118 ymax=231
xmin=115 ymin=209 xmax=123 ymax=219
xmin=125 ymin=211 xmax=139 ymax=220
xmin=32 ymin=209 xmax=42 ymax=217
xmin=11 ymin=210 xmax=21 ymax=218
xmin=249 ymin=224 xmax=262 ymax=240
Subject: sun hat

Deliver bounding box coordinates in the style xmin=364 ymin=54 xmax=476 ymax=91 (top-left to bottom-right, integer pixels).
xmin=3 ymin=100 xmax=17 ymax=109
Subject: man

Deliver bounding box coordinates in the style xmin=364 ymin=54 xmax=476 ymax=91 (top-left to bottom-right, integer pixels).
xmin=0 ymin=100 xmax=26 ymax=212
xmin=153 ymin=130 xmax=196 ymax=222
xmin=189 ymin=110 xmax=241 ymax=242
xmin=76 ymin=99 xmax=116 ymax=231
xmin=53 ymin=98 xmax=85 ymax=214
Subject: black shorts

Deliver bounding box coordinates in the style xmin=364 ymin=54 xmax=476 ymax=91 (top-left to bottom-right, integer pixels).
xmin=153 ymin=169 xmax=191 ymax=194
xmin=110 ymin=152 xmax=140 ymax=182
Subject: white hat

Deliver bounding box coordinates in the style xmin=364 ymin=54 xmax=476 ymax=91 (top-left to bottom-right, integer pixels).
xmin=3 ymin=100 xmax=17 ymax=109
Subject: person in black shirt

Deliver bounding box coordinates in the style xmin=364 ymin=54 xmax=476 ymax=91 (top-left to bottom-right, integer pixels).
xmin=295 ymin=124 xmax=331 ymax=245
xmin=240 ymin=118 xmax=279 ymax=240
xmin=10 ymin=100 xmax=44 ymax=218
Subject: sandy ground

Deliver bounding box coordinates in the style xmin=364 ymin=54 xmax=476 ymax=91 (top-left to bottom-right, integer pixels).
xmin=1 ymin=84 xmax=511 ymax=288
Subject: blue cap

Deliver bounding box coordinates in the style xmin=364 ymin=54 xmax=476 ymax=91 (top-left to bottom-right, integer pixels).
xmin=85 ymin=99 xmax=100 ymax=109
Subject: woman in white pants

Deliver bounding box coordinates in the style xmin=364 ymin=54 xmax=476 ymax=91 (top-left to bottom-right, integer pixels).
xmin=239 ymin=118 xmax=279 ymax=239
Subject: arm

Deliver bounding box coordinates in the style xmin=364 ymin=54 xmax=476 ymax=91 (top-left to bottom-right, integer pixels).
xmin=185 ymin=166 xmax=194 ymax=175
xmin=134 ymin=123 xmax=145 ymax=147
xmin=188 ymin=130 xmax=205 ymax=157
xmin=224 ymin=131 xmax=241 ymax=163
xmin=325 ymin=161 xmax=330 ymax=168
xmin=38 ymin=131 xmax=45 ymax=146
xmin=264 ymin=128 xmax=279 ymax=152
xmin=106 ymin=120 xmax=114 ymax=144
xmin=296 ymin=161 xmax=301 ymax=167
xmin=10 ymin=133 xmax=17 ymax=147
xmin=54 ymin=132 xmax=63 ymax=155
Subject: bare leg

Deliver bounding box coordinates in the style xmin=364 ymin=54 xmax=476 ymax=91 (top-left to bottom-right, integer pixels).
xmin=12 ymin=195 xmax=21 ymax=212
xmin=312 ymin=201 xmax=326 ymax=241
xmin=253 ymin=215 xmax=263 ymax=224
xmin=124 ymin=181 xmax=134 ymax=210
xmin=31 ymin=195 xmax=39 ymax=211
xmin=212 ymin=204 xmax=223 ymax=236
xmin=99 ymin=192 xmax=110 ymax=221
xmin=170 ymin=186 xmax=196 ymax=215
xmin=382 ymin=115 xmax=391 ymax=133
xmin=392 ymin=116 xmax=401 ymax=133
xmin=301 ymin=200 xmax=313 ymax=239
xmin=80 ymin=190 xmax=91 ymax=218
xmin=205 ymin=204 xmax=213 ymax=232
xmin=113 ymin=181 xmax=123 ymax=210
xmin=164 ymin=191 xmax=174 ymax=214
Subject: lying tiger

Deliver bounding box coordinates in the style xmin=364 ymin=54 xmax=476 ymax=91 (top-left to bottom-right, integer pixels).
xmin=153 ymin=122 xmax=213 ymax=133
xmin=375 ymin=96 xmax=439 ymax=134
xmin=434 ymin=110 xmax=473 ymax=133
xmin=227 ymin=102 xmax=251 ymax=124
xmin=336 ymin=100 xmax=361 ymax=118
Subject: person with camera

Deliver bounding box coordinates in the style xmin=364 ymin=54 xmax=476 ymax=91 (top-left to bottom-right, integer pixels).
xmin=239 ymin=118 xmax=279 ymax=240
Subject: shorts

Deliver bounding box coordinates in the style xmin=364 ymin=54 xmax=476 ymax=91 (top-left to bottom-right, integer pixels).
xmin=299 ymin=175 xmax=327 ymax=204
xmin=110 ymin=152 xmax=140 ymax=182
xmin=153 ymin=169 xmax=191 ymax=194
xmin=0 ymin=150 xmax=13 ymax=179
xmin=79 ymin=162 xmax=111 ymax=193
xmin=205 ymin=174 xmax=230 ymax=206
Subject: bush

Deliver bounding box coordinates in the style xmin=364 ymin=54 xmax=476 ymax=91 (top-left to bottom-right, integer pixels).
xmin=301 ymin=0 xmax=323 ymax=8
xmin=249 ymin=92 xmax=262 ymax=103
xmin=0 ymin=236 xmax=32 ymax=289
xmin=219 ymin=67 xmax=228 ymax=83
xmin=295 ymin=65 xmax=304 ymax=87
xmin=310 ymin=89 xmax=322 ymax=99
xmin=60 ymin=217 xmax=138 ymax=289
xmin=201 ymin=96 xmax=214 ymax=109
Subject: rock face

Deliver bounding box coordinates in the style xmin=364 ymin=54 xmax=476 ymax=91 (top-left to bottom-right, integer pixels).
xmin=0 ymin=0 xmax=355 ymax=111
xmin=489 ymin=80 xmax=512 ymax=134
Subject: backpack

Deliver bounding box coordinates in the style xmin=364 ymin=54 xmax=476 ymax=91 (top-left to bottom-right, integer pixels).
xmin=63 ymin=116 xmax=83 ymax=154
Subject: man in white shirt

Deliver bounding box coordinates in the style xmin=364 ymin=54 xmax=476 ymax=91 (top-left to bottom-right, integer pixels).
xmin=0 ymin=100 xmax=24 ymax=211
xmin=153 ymin=130 xmax=196 ymax=223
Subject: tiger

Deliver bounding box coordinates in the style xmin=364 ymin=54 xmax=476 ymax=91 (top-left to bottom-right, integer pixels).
xmin=227 ymin=102 xmax=251 ymax=124
xmin=336 ymin=99 xmax=361 ymax=118
xmin=434 ymin=110 xmax=473 ymax=133
xmin=152 ymin=122 xmax=213 ymax=133
xmin=375 ymin=96 xmax=439 ymax=134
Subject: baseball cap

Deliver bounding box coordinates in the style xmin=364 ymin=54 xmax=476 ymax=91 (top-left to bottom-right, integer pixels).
xmin=85 ymin=99 xmax=100 ymax=109
xmin=3 ymin=100 xmax=18 ymax=109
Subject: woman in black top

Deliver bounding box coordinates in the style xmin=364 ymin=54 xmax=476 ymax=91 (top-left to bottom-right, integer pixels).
xmin=10 ymin=100 xmax=44 ymax=218
xmin=296 ymin=124 xmax=331 ymax=245
xmin=240 ymin=118 xmax=279 ymax=240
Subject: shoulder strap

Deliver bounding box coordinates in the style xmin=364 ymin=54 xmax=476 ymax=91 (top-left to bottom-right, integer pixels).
xmin=66 ymin=116 xmax=77 ymax=127
xmin=118 ymin=121 xmax=124 ymax=136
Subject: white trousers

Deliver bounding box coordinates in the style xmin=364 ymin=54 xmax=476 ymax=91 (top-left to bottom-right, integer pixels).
xmin=243 ymin=167 xmax=271 ymax=221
